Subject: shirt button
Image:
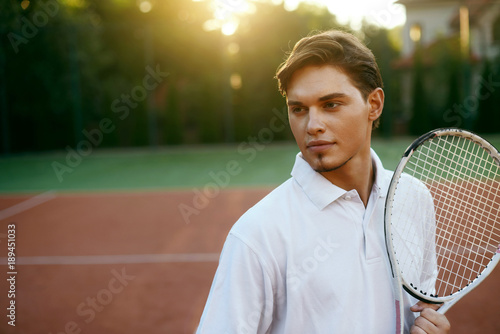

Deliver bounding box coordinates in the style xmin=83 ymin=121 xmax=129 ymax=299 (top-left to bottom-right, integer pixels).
xmin=344 ymin=195 xmax=352 ymax=201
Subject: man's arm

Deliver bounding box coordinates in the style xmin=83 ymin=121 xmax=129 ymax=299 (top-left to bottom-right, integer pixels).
xmin=197 ymin=233 xmax=275 ymax=334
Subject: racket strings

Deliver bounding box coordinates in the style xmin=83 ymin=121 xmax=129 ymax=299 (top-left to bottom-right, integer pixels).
xmin=420 ymin=136 xmax=500 ymax=295
xmin=431 ymin=138 xmax=500 ymax=258
xmin=392 ymin=134 xmax=500 ymax=298
xmin=434 ymin=136 xmax=499 ymax=293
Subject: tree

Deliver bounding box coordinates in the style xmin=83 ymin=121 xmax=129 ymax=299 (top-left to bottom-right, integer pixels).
xmin=362 ymin=24 xmax=401 ymax=137
xmin=475 ymin=60 xmax=500 ymax=134
xmin=409 ymin=46 xmax=431 ymax=135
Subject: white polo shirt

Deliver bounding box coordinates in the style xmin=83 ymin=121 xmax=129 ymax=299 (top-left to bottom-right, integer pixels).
xmin=197 ymin=149 xmax=417 ymax=334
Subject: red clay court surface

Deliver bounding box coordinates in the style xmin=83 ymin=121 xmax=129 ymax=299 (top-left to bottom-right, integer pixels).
xmin=0 ymin=189 xmax=499 ymax=334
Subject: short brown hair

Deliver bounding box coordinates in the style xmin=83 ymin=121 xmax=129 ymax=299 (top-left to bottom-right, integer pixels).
xmin=275 ymin=30 xmax=384 ymax=128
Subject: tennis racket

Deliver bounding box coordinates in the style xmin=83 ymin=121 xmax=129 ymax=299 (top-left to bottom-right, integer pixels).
xmin=384 ymin=128 xmax=500 ymax=334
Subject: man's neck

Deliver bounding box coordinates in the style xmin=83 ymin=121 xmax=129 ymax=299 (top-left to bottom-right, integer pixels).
xmin=321 ymin=148 xmax=375 ymax=207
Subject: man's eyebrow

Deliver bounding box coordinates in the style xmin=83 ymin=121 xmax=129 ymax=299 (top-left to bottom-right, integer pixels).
xmin=287 ymin=93 xmax=347 ymax=106
xmin=318 ymin=93 xmax=347 ymax=102
xmin=287 ymin=100 xmax=302 ymax=106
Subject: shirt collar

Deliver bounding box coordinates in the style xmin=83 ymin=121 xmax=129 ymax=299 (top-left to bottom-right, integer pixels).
xmin=371 ymin=147 xmax=390 ymax=199
xmin=290 ymin=148 xmax=389 ymax=210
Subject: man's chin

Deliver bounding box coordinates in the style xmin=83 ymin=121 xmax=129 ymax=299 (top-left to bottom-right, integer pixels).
xmin=304 ymin=153 xmax=351 ymax=173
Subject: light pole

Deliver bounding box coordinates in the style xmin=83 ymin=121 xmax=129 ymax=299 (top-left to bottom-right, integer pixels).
xmin=459 ymin=2 xmax=472 ymax=129
xmin=139 ymin=0 xmax=159 ymax=146
xmin=222 ymin=34 xmax=235 ymax=143
xmin=220 ymin=18 xmax=239 ymax=143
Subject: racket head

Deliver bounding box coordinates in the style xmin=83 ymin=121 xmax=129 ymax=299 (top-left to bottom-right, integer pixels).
xmin=385 ymin=128 xmax=500 ymax=305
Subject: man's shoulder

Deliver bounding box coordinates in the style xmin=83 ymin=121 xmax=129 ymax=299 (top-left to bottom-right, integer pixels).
xmin=225 ymin=177 xmax=300 ymax=270
xmin=382 ymin=168 xmax=394 ymax=181
xmin=230 ymin=177 xmax=298 ymax=236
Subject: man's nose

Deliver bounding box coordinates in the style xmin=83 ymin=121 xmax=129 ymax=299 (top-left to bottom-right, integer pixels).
xmin=307 ymin=108 xmax=326 ymax=135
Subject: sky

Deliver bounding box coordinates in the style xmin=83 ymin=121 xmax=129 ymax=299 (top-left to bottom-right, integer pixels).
xmin=284 ymin=0 xmax=406 ymax=29
xmin=203 ymin=0 xmax=407 ymax=35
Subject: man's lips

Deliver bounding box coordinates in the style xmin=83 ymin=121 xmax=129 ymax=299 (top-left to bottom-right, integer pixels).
xmin=307 ymin=140 xmax=334 ymax=152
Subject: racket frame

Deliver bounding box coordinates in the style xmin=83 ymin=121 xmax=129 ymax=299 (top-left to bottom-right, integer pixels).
xmin=384 ymin=128 xmax=500 ymax=316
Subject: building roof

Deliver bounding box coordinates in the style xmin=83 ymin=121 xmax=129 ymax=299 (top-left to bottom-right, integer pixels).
xmin=398 ymin=0 xmax=495 ymax=29
xmin=397 ymin=0 xmax=494 ymax=7
xmin=450 ymin=0 xmax=493 ymax=27
xmin=397 ymin=0 xmax=462 ymax=5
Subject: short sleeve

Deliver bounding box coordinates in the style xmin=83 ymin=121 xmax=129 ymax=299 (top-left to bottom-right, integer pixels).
xmin=196 ymin=233 xmax=275 ymax=334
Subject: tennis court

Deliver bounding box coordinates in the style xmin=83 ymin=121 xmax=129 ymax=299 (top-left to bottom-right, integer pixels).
xmin=1 ymin=141 xmax=500 ymax=333
xmin=0 ymin=188 xmax=272 ymax=333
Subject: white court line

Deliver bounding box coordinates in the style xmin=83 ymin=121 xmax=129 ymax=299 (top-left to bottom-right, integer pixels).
xmin=0 ymin=253 xmax=220 ymax=265
xmin=0 ymin=190 xmax=57 ymax=221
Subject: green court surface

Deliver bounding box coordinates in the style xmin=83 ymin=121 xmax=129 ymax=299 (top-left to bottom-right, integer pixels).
xmin=1 ymin=136 xmax=499 ymax=193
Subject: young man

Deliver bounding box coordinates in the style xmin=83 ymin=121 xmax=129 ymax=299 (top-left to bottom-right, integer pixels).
xmin=197 ymin=30 xmax=451 ymax=334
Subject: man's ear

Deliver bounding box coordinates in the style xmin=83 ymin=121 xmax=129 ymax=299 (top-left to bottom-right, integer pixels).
xmin=367 ymin=88 xmax=384 ymax=122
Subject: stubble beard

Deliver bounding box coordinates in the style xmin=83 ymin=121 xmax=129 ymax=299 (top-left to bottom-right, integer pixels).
xmin=312 ymin=153 xmax=353 ymax=173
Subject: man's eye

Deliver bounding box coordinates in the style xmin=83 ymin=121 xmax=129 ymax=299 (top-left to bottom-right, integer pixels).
xmin=324 ymin=102 xmax=338 ymax=109
xmin=291 ymin=107 xmax=305 ymax=113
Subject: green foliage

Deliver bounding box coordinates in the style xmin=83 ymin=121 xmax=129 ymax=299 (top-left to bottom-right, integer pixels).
xmin=475 ymin=60 xmax=500 ymax=134
xmin=433 ymin=37 xmax=463 ymax=129
xmin=409 ymin=46 xmax=431 ymax=135
xmin=363 ymin=24 xmax=402 ymax=137
xmin=405 ymin=35 xmax=480 ymax=134
xmin=1 ymin=0 xmax=401 ymax=154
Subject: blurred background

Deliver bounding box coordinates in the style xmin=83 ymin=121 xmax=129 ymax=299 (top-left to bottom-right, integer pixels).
xmin=1 ymin=0 xmax=500 ymax=333
xmin=1 ymin=0 xmax=499 ymax=157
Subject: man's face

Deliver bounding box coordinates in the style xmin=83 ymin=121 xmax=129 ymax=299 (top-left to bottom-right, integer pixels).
xmin=286 ymin=65 xmax=382 ymax=174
